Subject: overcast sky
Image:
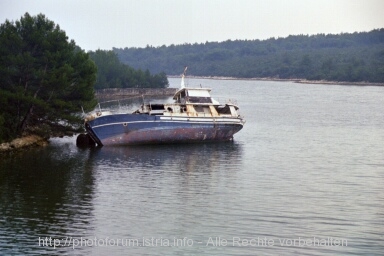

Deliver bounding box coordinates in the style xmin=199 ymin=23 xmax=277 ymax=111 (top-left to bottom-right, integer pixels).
xmin=1 ymin=0 xmax=383 ymax=51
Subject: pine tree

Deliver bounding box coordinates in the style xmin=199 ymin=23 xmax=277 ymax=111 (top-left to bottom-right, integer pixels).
xmin=0 ymin=13 xmax=97 ymax=142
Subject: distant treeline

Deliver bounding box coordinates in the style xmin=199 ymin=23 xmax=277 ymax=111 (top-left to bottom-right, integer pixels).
xmin=88 ymin=50 xmax=169 ymax=89
xmin=114 ymin=29 xmax=384 ymax=83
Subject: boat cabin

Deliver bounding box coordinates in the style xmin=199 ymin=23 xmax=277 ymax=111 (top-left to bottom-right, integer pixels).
xmin=134 ymin=87 xmax=239 ymax=118
xmin=173 ymin=87 xmax=217 ymax=105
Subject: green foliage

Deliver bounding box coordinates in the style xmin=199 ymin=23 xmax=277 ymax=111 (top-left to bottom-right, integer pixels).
xmin=88 ymin=50 xmax=169 ymax=89
xmin=0 ymin=13 xmax=98 ymax=142
xmin=114 ymin=29 xmax=384 ymax=83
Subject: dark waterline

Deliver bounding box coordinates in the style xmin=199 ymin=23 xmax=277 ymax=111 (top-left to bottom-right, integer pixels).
xmin=1 ymin=79 xmax=383 ymax=255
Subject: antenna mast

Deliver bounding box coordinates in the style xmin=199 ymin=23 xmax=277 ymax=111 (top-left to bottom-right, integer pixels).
xmin=181 ymin=66 xmax=188 ymax=88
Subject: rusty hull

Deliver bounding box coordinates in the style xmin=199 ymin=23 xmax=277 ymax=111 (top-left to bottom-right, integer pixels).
xmin=85 ymin=114 xmax=243 ymax=146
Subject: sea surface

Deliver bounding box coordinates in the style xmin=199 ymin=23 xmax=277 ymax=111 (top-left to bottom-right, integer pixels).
xmin=0 ymin=78 xmax=383 ymax=255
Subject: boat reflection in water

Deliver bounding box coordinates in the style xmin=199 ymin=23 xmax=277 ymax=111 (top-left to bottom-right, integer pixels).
xmin=91 ymin=141 xmax=243 ymax=174
xmin=0 ymin=137 xmax=242 ymax=255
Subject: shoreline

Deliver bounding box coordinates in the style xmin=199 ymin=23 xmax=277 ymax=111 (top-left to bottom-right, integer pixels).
xmin=0 ymin=135 xmax=49 ymax=154
xmin=167 ymin=75 xmax=384 ymax=86
xmin=2 ymin=76 xmax=382 ymax=153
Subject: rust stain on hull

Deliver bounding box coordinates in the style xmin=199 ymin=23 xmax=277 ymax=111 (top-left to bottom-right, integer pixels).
xmin=93 ymin=124 xmax=242 ymax=146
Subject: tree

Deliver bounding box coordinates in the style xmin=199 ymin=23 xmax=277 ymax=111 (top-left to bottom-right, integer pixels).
xmin=0 ymin=13 xmax=97 ymax=142
xmin=89 ymin=50 xmax=169 ymax=89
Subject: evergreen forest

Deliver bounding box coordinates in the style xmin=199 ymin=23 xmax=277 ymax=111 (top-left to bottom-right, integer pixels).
xmin=88 ymin=50 xmax=169 ymax=89
xmin=114 ymin=29 xmax=384 ymax=83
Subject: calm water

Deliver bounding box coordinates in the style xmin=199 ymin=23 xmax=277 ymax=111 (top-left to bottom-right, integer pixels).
xmin=1 ymin=79 xmax=383 ymax=255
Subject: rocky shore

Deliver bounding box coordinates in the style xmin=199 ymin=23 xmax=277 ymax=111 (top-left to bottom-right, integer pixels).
xmin=1 ymin=88 xmax=177 ymax=153
xmin=295 ymin=79 xmax=384 ymax=86
xmin=0 ymin=135 xmax=49 ymax=154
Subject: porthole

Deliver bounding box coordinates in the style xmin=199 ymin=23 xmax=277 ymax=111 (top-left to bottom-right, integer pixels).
xmin=123 ymin=123 xmax=128 ymax=127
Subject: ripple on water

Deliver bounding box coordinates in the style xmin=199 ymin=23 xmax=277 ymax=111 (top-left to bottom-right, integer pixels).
xmin=1 ymin=80 xmax=384 ymax=255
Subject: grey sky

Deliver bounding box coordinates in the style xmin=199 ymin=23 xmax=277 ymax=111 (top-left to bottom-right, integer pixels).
xmin=1 ymin=0 xmax=383 ymax=51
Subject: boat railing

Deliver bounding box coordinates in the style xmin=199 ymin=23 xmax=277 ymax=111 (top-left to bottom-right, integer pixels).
xmin=214 ymin=97 xmax=238 ymax=106
xmin=95 ymin=95 xmax=145 ymax=113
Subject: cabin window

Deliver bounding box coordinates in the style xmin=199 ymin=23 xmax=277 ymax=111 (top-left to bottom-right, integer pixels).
xmin=188 ymin=97 xmax=212 ymax=103
xmin=150 ymin=104 xmax=164 ymax=110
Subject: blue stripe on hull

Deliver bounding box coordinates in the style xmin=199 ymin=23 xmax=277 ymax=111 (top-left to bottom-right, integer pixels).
xmin=86 ymin=114 xmax=243 ymax=146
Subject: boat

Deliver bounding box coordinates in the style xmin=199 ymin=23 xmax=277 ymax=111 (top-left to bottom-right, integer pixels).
xmin=83 ymin=68 xmax=245 ymax=146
